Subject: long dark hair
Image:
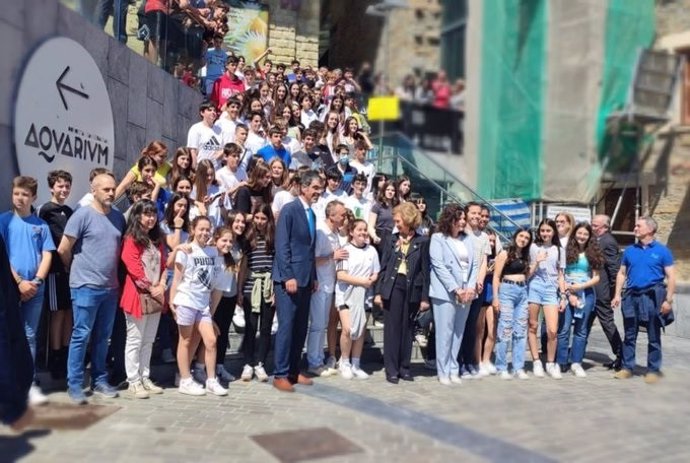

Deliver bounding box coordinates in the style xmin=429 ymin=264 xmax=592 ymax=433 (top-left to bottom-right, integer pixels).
xmin=376 ymin=180 xmax=398 ymax=209
xmin=566 ymin=222 xmax=604 ymax=270
xmin=245 ymin=203 xmax=275 ymax=254
xmin=534 ymin=218 xmax=560 ymax=247
xmin=504 ymin=228 xmax=532 ymax=274
xmin=193 ymin=159 xmax=216 ymax=202
xmin=163 ymin=193 xmax=190 ymax=233
xmin=126 ymin=200 xmax=162 ymax=247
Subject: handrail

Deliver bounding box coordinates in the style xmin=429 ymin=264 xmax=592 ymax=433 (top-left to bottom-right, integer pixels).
xmin=370 ymin=130 xmax=526 ymax=235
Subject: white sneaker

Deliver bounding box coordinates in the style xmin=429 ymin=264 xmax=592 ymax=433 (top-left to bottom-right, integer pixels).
xmin=439 ymin=377 xmax=452 ymax=386
xmin=178 ymin=378 xmax=206 ymax=396
xmin=192 ymin=364 xmax=208 ymax=384
xmin=516 ymin=369 xmax=529 ymax=380
xmin=533 ymin=359 xmax=545 ymax=378
xmin=254 ymin=363 xmax=269 ymax=382
xmin=308 ymin=365 xmax=332 ymax=377
xmin=546 ymin=362 xmax=562 ymax=380
xmin=29 ymin=385 xmax=48 ymax=406
xmin=161 ymin=348 xmax=176 ymax=364
xmin=481 ymin=361 xmax=497 ymax=375
xmin=571 ymin=363 xmax=587 ymax=378
xmin=424 ymin=359 xmax=437 ymax=370
xmin=128 ymin=381 xmax=150 ymax=399
xmin=325 ymin=355 xmax=337 ymax=371
xmin=216 ymin=365 xmax=235 ymax=383
xmin=206 ymin=378 xmax=229 ymax=396
xmin=476 ymin=365 xmax=491 ymax=378
xmin=351 ymin=366 xmax=369 ymax=380
xmin=499 ymin=371 xmax=513 ymax=380
xmin=450 ymin=375 xmax=463 ymax=385
xmin=339 ymin=362 xmax=354 ymax=380
xmin=232 ymin=305 xmax=245 ymax=328
xmin=240 ymin=364 xmax=254 ymax=382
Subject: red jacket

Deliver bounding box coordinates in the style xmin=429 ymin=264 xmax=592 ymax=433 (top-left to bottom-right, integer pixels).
xmin=120 ymin=236 xmax=167 ymax=319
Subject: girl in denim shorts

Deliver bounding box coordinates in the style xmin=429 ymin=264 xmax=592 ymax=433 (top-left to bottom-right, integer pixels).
xmin=527 ymin=219 xmax=566 ymax=379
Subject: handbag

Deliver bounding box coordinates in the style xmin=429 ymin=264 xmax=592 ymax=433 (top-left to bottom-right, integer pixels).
xmin=139 ymin=292 xmax=163 ymax=315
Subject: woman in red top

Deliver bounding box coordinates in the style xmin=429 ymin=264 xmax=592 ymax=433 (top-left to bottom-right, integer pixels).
xmin=120 ymin=200 xmax=167 ymax=399
xmin=432 ymin=70 xmax=452 ymax=109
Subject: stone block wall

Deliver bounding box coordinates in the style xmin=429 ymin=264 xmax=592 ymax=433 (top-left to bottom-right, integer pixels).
xmin=0 ymin=0 xmax=202 ymax=210
xmin=266 ymin=0 xmax=320 ymax=67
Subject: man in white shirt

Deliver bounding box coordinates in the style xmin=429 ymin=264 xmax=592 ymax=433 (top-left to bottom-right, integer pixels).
xmin=187 ymin=101 xmax=228 ymax=169
xmin=306 ymin=200 xmax=348 ymax=376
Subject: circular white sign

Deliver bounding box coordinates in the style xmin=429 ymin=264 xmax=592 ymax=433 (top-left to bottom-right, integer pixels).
xmin=14 ymin=37 xmax=115 ymax=207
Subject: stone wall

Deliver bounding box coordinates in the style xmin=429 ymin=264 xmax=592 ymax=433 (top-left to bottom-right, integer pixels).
xmin=266 ymin=0 xmax=320 ymax=67
xmin=656 ymin=0 xmax=690 ymax=38
xmin=0 ymin=0 xmax=202 ymax=209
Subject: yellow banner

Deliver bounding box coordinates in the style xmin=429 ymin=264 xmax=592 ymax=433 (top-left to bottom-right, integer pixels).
xmin=367 ymin=96 xmax=401 ymax=121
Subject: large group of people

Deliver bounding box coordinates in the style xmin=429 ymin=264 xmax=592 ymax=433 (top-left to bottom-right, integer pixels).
xmin=0 ymin=51 xmax=678 ymax=429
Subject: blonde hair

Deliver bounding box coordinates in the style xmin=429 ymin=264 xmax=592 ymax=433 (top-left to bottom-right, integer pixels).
xmin=393 ymin=202 xmax=422 ymax=230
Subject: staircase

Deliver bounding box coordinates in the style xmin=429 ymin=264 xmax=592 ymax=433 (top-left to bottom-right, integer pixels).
xmin=370 ymin=132 xmax=524 ymax=242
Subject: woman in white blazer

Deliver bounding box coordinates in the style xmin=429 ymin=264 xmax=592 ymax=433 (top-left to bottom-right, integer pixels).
xmin=429 ymin=204 xmax=480 ymax=386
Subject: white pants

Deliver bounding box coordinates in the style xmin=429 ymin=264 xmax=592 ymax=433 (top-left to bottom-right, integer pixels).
xmin=307 ymin=290 xmax=333 ymax=368
xmin=125 ymin=312 xmax=161 ymax=383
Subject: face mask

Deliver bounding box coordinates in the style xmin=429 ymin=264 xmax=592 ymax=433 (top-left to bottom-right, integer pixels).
xmin=339 ymin=155 xmax=349 ymax=165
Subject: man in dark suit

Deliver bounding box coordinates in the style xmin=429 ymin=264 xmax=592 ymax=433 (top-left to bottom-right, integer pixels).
xmin=272 ymin=170 xmax=323 ymax=392
xmin=591 ymin=214 xmax=623 ymax=369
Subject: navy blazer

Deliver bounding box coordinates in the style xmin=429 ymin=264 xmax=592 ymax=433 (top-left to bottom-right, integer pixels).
xmin=272 ymin=197 xmax=317 ymax=287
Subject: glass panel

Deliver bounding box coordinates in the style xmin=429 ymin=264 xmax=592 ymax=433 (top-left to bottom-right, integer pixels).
xmin=370 ymin=132 xmax=525 ymax=242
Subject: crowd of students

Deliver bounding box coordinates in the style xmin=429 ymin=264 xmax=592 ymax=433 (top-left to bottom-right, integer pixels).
xmin=0 ymin=55 xmax=677 ymax=414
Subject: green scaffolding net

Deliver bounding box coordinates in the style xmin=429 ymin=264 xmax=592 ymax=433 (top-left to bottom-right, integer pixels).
xmin=477 ymin=0 xmax=547 ymax=201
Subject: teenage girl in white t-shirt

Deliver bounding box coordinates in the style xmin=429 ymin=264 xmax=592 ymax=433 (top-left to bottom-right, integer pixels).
xmin=169 ymin=216 xmax=227 ymax=397
xmin=335 ymin=219 xmax=380 ymax=380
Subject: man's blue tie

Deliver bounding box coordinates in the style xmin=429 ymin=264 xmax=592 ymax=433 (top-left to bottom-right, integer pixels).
xmin=307 ymin=207 xmax=315 ymax=240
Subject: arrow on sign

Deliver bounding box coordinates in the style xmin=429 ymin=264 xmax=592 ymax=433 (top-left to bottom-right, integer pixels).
xmin=56 ymin=66 xmax=89 ymax=110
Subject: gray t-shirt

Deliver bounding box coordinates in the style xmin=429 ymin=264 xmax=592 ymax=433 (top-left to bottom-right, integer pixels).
xmin=64 ymin=205 xmax=126 ymax=289
xmin=530 ymin=243 xmax=566 ymax=283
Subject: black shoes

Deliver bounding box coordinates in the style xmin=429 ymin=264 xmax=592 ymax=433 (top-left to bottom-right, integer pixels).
xmin=386 ymin=375 xmax=399 ymax=384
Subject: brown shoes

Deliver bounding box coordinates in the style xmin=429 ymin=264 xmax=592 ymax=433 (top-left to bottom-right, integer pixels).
xmin=613 ymin=369 xmax=633 ymax=380
xmin=289 ymin=374 xmax=314 ymax=386
xmin=644 ymin=372 xmax=661 ymax=384
xmin=273 ymin=377 xmax=295 ymax=393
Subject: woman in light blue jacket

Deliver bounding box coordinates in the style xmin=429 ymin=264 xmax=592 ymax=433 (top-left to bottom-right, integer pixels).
xmin=429 ymin=204 xmax=480 ymax=386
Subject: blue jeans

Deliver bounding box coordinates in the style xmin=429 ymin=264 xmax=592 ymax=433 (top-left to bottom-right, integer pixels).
xmin=306 ymin=289 xmax=333 ymax=368
xmin=432 ymin=297 xmax=470 ymax=379
xmin=20 ymin=286 xmax=46 ymax=379
xmin=494 ymin=283 xmax=529 ymax=372
xmin=95 ymin=0 xmax=128 ymax=43
xmin=621 ymin=292 xmax=663 ymax=372
xmin=67 ymin=286 xmax=119 ymax=391
xmin=557 ymin=287 xmax=595 ymax=365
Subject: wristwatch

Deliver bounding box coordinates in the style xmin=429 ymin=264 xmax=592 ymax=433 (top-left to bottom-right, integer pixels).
xmin=33 ymin=277 xmax=44 ymax=285
xmin=665 ymin=298 xmax=673 ymax=304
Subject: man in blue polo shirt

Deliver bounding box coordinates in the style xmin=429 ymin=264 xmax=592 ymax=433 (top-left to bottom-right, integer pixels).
xmin=257 ymin=127 xmax=292 ymax=167
xmin=612 ymin=216 xmax=675 ymax=384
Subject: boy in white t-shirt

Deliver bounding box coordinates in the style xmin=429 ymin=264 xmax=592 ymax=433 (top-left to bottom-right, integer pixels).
xmin=187 ymin=102 xmax=229 ymax=169
xmin=215 ymin=142 xmax=248 ymax=194
xmin=349 ymin=140 xmax=376 ymax=198
xmin=335 ymin=219 xmax=379 ymax=380
xmin=344 ymin=173 xmax=372 ymax=221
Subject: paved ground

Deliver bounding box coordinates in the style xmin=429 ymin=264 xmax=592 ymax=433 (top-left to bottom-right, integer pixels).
xmin=2 ymin=324 xmax=689 ymax=463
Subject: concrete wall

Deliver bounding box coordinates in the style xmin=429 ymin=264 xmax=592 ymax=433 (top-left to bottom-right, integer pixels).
xmin=0 ymin=0 xmax=202 ymax=210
